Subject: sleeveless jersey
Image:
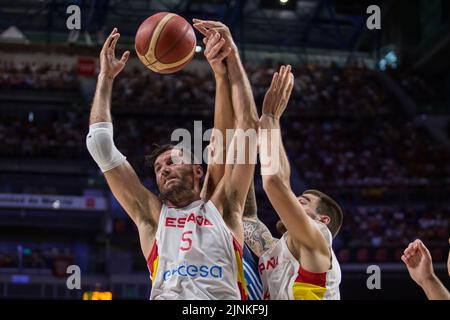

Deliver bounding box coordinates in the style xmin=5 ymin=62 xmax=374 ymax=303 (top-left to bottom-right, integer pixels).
xmin=258 ymin=221 xmax=341 ymax=300
xmin=147 ymin=200 xmax=247 ymax=300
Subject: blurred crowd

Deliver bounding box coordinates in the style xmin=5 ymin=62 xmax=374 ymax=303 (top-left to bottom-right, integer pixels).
xmin=0 ymin=60 xmax=79 ymax=91
xmin=0 ymin=245 xmax=74 ymax=272
xmin=111 ymin=61 xmax=393 ymax=118
xmin=334 ymin=205 xmax=449 ymax=264
xmin=386 ymin=66 xmax=446 ymax=111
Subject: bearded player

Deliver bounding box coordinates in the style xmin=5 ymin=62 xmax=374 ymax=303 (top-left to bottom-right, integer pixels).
xmin=86 ymin=25 xmax=258 ymax=299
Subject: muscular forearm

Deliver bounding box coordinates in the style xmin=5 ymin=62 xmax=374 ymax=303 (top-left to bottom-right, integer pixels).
xmin=243 ymin=180 xmax=257 ymax=219
xmin=279 ymin=135 xmax=291 ymax=184
xmin=227 ymin=53 xmax=258 ymax=128
xmin=420 ymin=274 xmax=450 ymax=300
xmin=89 ymin=74 xmax=114 ymax=125
xmin=260 ymin=115 xmax=291 ymax=183
xmin=213 ymin=74 xmax=235 ymax=160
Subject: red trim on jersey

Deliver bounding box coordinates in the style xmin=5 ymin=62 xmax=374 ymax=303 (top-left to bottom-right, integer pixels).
xmin=146 ymin=240 xmax=158 ymax=278
xmin=232 ymin=236 xmax=243 ymax=256
xmin=231 ymin=235 xmax=247 ymax=300
xmin=295 ymin=267 xmax=327 ymax=287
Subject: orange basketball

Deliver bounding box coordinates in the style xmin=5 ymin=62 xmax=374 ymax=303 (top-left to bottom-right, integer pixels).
xmin=135 ymin=12 xmax=196 ymax=74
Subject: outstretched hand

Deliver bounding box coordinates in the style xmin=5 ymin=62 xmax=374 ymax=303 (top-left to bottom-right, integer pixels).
xmin=202 ymin=30 xmax=232 ymax=77
xmin=401 ymin=239 xmax=435 ymax=287
xmin=99 ymin=28 xmax=130 ymax=79
xmin=193 ymin=19 xmax=238 ymax=55
xmin=262 ymin=65 xmax=294 ymax=120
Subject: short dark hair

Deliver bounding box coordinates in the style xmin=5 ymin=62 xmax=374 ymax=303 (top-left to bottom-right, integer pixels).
xmin=303 ymin=189 xmax=343 ymax=238
xmin=144 ymin=144 xmax=205 ymax=173
xmin=145 ymin=144 xmax=176 ymax=169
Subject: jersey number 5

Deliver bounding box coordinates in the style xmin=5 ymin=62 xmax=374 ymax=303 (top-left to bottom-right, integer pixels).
xmin=180 ymin=231 xmax=193 ymax=251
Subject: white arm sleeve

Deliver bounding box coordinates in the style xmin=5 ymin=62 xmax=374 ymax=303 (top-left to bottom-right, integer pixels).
xmin=86 ymin=122 xmax=126 ymax=173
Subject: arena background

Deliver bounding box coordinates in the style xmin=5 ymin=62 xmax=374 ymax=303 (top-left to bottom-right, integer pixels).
xmin=0 ymin=0 xmax=448 ymax=300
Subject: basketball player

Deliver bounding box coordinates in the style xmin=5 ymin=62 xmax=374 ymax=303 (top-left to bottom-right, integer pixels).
xmin=246 ymin=65 xmax=343 ymax=300
xmin=86 ymin=27 xmax=258 ymax=299
xmin=401 ymin=239 xmax=450 ymax=300
xmin=195 ymin=23 xmax=263 ymax=300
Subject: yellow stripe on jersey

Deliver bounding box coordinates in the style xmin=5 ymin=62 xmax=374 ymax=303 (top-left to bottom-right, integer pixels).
xmin=232 ymin=236 xmax=248 ymax=300
xmin=293 ymin=282 xmax=327 ymax=300
xmin=234 ymin=249 xmax=248 ymax=299
xmin=151 ymin=256 xmax=159 ymax=281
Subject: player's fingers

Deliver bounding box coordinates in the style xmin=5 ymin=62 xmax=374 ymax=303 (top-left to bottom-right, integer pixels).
xmin=406 ymin=241 xmax=414 ymax=250
xmin=213 ymin=46 xmax=232 ymax=62
xmin=106 ymin=47 xmax=114 ymax=61
xmin=207 ymin=36 xmax=225 ymax=57
xmin=416 ymin=240 xmax=431 ymax=258
xmin=208 ymin=38 xmax=226 ymax=59
xmin=405 ymin=242 xmax=415 ymax=253
xmin=205 ymin=31 xmax=220 ymax=46
xmin=404 ymin=244 xmax=415 ymax=254
xmin=193 ymin=23 xmax=209 ymax=36
xmin=102 ymin=28 xmax=117 ymax=53
xmin=281 ymin=64 xmax=292 ymax=91
xmin=120 ymin=50 xmax=130 ymax=64
xmin=110 ymin=33 xmax=120 ymax=51
xmin=410 ymin=253 xmax=421 ymax=265
xmin=270 ymin=72 xmax=279 ymax=92
xmin=197 ymin=25 xmax=229 ymax=39
xmin=283 ymin=64 xmax=291 ymax=81
xmin=192 ymin=18 xmax=205 ymax=25
xmin=204 ymin=32 xmax=221 ymax=56
xmin=404 ymin=246 xmax=415 ymax=259
xmin=284 ymin=73 xmax=295 ymax=102
xmin=401 ymin=254 xmax=410 ymax=266
xmin=276 ymin=65 xmax=286 ymax=92
xmin=193 ymin=22 xmax=213 ymax=33
xmin=196 ymin=20 xmax=224 ymax=28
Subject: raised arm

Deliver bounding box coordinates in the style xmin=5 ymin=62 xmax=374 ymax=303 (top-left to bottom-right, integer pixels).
xmin=193 ymin=20 xmax=258 ymax=129
xmin=194 ymin=27 xmax=235 ymax=200
xmin=242 ymin=181 xmax=278 ymax=257
xmin=195 ymin=20 xmax=259 ymax=245
xmin=86 ymin=29 xmax=161 ymax=258
xmin=259 ymin=65 xmax=330 ymax=272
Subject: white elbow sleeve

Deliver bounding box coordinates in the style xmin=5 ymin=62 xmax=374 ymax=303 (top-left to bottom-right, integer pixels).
xmin=86 ymin=122 xmax=126 ymax=172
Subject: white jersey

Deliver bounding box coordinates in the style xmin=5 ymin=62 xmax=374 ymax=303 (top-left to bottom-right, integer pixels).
xmin=147 ymin=200 xmax=247 ymax=300
xmin=258 ymin=221 xmax=341 ymax=300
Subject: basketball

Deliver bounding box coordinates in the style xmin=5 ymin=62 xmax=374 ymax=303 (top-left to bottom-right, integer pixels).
xmin=135 ymin=12 xmax=196 ymax=74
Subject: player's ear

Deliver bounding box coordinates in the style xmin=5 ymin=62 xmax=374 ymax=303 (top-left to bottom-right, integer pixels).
xmin=319 ymin=215 xmax=330 ymax=225
xmin=193 ymin=164 xmax=203 ymax=179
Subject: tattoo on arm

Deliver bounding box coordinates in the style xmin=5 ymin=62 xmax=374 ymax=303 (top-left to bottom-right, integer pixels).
xmin=243 ymin=218 xmax=278 ymax=257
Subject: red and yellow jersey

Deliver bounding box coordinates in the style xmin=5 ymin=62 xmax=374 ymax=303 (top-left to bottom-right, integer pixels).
xmin=147 ymin=200 xmax=247 ymax=300
xmin=258 ymin=222 xmax=341 ymax=300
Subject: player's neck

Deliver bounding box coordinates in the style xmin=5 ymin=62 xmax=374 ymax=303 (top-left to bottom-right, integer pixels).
xmin=167 ymin=195 xmax=201 ymax=209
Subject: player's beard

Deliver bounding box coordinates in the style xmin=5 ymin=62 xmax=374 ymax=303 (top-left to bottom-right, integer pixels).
xmin=159 ymin=169 xmax=197 ymax=207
